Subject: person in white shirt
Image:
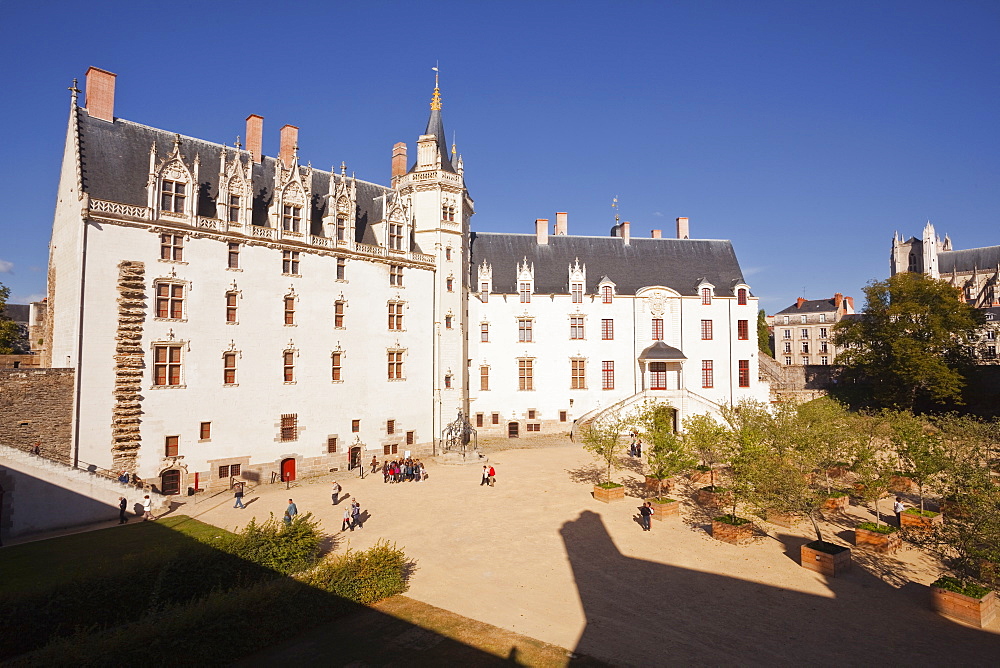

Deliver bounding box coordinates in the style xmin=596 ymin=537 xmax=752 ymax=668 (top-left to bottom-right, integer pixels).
xmin=893 ymin=497 xmax=906 ymax=526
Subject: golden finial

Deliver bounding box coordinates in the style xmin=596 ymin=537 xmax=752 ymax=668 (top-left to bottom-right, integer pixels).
xmin=430 ymin=64 xmax=442 ymax=111
xmin=612 ymin=196 xmax=620 ymax=224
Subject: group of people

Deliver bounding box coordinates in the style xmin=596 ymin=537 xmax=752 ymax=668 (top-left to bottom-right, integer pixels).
xmin=480 ymin=465 xmax=496 ymax=486
xmin=117 ymin=494 xmax=154 ymax=524
xmin=628 ymin=432 xmax=643 ymax=458
xmin=380 ymin=458 xmax=426 ymax=483
xmin=342 ymin=499 xmax=364 ymax=531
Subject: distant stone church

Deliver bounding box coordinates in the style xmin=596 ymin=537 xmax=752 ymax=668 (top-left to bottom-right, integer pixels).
xmin=44 ymin=67 xmax=767 ymax=495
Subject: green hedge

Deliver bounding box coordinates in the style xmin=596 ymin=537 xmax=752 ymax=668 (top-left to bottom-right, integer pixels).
xmin=856 ymin=522 xmax=897 ymax=535
xmin=301 ymin=540 xmax=410 ymax=604
xmin=932 ymin=576 xmax=991 ymax=599
xmin=713 ymin=514 xmax=750 ymax=526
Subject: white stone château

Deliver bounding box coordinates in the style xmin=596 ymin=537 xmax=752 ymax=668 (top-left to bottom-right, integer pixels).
xmin=45 ymin=67 xmax=768 ymax=495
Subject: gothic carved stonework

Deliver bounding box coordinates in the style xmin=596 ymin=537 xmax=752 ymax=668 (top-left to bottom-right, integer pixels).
xmin=112 ymin=260 xmax=146 ymax=472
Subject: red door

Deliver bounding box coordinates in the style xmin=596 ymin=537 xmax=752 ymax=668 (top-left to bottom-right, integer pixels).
xmin=281 ymin=458 xmax=296 ymax=482
xmin=649 ymin=362 xmax=667 ymax=390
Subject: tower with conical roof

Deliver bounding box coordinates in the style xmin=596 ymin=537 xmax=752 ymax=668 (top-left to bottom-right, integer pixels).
xmin=397 ymin=71 xmax=474 ymax=438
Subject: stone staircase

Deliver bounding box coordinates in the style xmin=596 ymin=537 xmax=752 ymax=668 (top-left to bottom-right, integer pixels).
xmin=570 ymin=389 xmax=723 ymax=441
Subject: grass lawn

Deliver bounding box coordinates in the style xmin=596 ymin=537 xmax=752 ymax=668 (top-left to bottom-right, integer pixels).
xmin=0 ymin=515 xmax=229 ymax=595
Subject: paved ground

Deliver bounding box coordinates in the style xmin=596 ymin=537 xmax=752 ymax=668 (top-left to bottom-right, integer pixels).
xmin=174 ymin=439 xmax=1000 ymax=666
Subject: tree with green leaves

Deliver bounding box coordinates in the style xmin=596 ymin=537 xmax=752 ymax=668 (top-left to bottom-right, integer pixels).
xmin=795 ymin=397 xmax=859 ymax=495
xmin=889 ymin=411 xmax=950 ymax=513
xmin=580 ymin=406 xmax=631 ymax=486
xmin=850 ymin=410 xmax=896 ymax=526
xmin=0 ymin=282 xmax=24 ymax=355
xmin=757 ymin=309 xmax=773 ymax=356
xmin=637 ymin=401 xmax=696 ymax=499
xmin=832 ymin=272 xmax=983 ymax=411
xmin=682 ymin=412 xmax=728 ymax=489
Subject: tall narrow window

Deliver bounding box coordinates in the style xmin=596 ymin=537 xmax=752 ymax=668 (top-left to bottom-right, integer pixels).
xmin=281 ymin=205 xmax=302 ymax=233
xmin=701 ymin=288 xmax=712 ymax=305
xmin=156 ymin=283 xmax=184 ymax=320
xmin=228 ymin=195 xmax=241 ymax=223
xmin=444 ymin=374 xmax=452 ymax=389
xmin=336 ymin=216 xmax=347 ymax=241
xmin=352 ymin=419 xmax=360 ymax=432
xmin=282 ymin=250 xmax=300 ymax=274
xmin=481 ymin=322 xmax=489 ymax=342
xmin=199 ymin=422 xmax=211 ymax=440
xmin=331 ymin=352 xmax=342 ymax=381
xmin=602 ymin=361 xmax=614 ymax=390
xmin=336 ymin=258 xmax=346 ymax=280
xmin=492 ymin=413 xmax=500 ymax=425
xmin=389 ymin=223 xmax=404 ymax=250
xmin=701 ymin=319 xmax=713 ymax=340
xmin=388 ymin=302 xmax=404 ymax=331
xmin=819 ymin=327 xmax=828 ymax=339
xmin=161 ymin=180 xmax=186 ymax=213
xmin=570 ymin=316 xmax=585 ymax=340
xmin=571 ymin=283 xmax=583 ymax=303
xmin=334 ymin=301 xmax=345 ymax=328
xmin=327 ymin=437 xmax=338 ymax=453
xmin=476 ymin=413 xmax=484 ymax=427
xmin=480 ymin=283 xmax=489 ymax=302
xmin=280 ymin=414 xmax=297 ymax=441
xmin=602 ymin=319 xmax=614 ymax=340
xmin=445 ymin=247 xmax=452 ymax=260
xmin=160 ymin=233 xmax=183 ymax=261
xmin=737 ymin=288 xmax=748 ymax=305
xmin=518 ymin=318 xmax=533 ymax=343
xmin=519 ymin=282 xmax=531 ymax=303
xmin=227 ymin=242 xmax=240 ymax=268
xmin=737 ymin=319 xmax=749 ymax=340
xmin=480 ymin=365 xmax=489 ymax=391
xmin=446 ymin=277 xmax=454 ymax=292
xmin=283 ymin=351 xmax=295 ymax=382
xmin=387 ymin=351 xmax=404 ymax=379
xmin=153 ymin=345 xmax=182 ymax=386
xmin=738 ymin=360 xmax=750 ymax=387
xmin=702 ymin=360 xmax=714 ymax=388
xmin=602 ymin=286 xmax=613 ymax=303
xmin=387 ymin=420 xmax=395 ymax=435
xmin=389 ymin=265 xmax=403 ymax=286
xmin=226 ymin=292 xmax=238 ymax=323
xmin=652 ymin=319 xmax=664 ymax=341
xmin=819 ymin=313 xmax=827 ymax=323
xmin=518 ymin=359 xmax=534 ymax=391
xmin=648 ymin=362 xmax=667 ymax=390
xmin=165 ymin=435 xmax=179 ymax=457
xmin=571 ymin=359 xmax=586 ymax=389
xmin=406 ymin=431 xmax=414 ymax=445
xmin=284 ymin=296 xmax=295 ymax=325
xmin=223 ymin=352 xmax=237 ymax=384
xmin=445 ymin=315 xmax=453 ymax=329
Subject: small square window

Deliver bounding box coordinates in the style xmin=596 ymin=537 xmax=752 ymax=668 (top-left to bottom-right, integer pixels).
xmin=492 ymin=413 xmax=500 ymax=425
xmin=327 ymin=437 xmax=338 ymax=453
xmin=527 ymin=409 xmax=536 ymax=420
xmin=559 ymin=411 xmax=567 ymax=422
xmin=352 ymin=419 xmax=360 ymax=433
xmin=199 ymin=422 xmax=211 ymax=440
xmin=165 ymin=435 xmax=179 ymax=457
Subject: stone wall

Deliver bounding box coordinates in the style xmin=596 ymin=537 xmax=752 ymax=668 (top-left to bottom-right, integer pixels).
xmin=0 ymin=368 xmax=74 ymax=462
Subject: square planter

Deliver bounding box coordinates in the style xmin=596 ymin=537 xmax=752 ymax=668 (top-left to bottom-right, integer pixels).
xmin=593 ymin=484 xmax=625 ymax=503
xmin=801 ymin=541 xmax=852 ymax=577
xmin=711 ymin=517 xmax=754 ymax=545
xmin=647 ymin=498 xmax=679 ymax=521
xmin=853 ymin=526 xmax=902 ymax=554
xmin=688 ymin=469 xmax=713 ymax=485
xmin=822 ymin=494 xmax=849 ymax=511
xmin=900 ymin=508 xmax=942 ymax=532
xmin=695 ymin=487 xmax=732 ymax=508
xmin=644 ymin=476 xmax=675 ymax=496
xmin=931 ymin=585 xmax=997 ymax=629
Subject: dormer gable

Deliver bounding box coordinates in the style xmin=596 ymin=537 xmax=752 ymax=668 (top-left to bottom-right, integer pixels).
xmin=325 ymin=162 xmax=357 ymax=244
xmin=148 ymin=134 xmax=198 ymax=220
xmin=270 ymin=149 xmax=311 ymax=236
xmin=516 ymin=257 xmax=534 ymax=302
xmin=216 ymin=146 xmax=253 ymax=226
xmin=477 ymin=260 xmax=493 ymax=301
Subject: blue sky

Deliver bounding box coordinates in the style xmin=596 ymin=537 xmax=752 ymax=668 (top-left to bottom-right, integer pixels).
xmin=1 ymin=0 xmax=997 ymax=313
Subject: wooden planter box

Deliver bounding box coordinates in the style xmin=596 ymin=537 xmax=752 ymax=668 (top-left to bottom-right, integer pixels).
xmin=931 ymin=586 xmax=997 ymax=629
xmin=853 ymin=527 xmax=902 ymax=554
xmin=889 ymin=475 xmax=916 ymax=493
xmin=688 ymin=470 xmax=713 ymax=485
xmin=695 ymin=487 xmax=732 ymax=508
xmin=593 ymin=484 xmax=625 ymax=503
xmin=647 ymin=498 xmax=679 ymax=521
xmin=822 ymin=494 xmax=849 ymax=511
xmin=711 ymin=518 xmax=754 ymax=545
xmin=801 ymin=541 xmax=852 ymax=577
xmin=900 ymin=509 xmax=942 ymax=532
xmin=644 ymin=476 xmax=675 ymax=495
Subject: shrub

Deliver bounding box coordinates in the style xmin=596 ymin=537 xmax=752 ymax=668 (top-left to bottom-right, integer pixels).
xmin=302 ymin=540 xmax=410 ymax=604
xmin=596 ymin=481 xmax=623 ymax=489
xmin=856 ymin=522 xmax=897 ymax=534
xmin=216 ymin=513 xmax=323 ymax=576
xmin=649 ymin=497 xmax=677 ymax=504
xmin=932 ymin=576 xmax=991 ymax=599
xmin=904 ymin=508 xmax=939 ymax=518
xmin=714 ymin=514 xmax=750 ymax=526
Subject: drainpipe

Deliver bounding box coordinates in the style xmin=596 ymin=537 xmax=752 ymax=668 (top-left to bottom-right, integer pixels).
xmin=72 ymin=212 xmax=91 ymax=469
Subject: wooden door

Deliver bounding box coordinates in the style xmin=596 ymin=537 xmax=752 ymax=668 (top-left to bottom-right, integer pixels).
xmin=281 ymin=457 xmax=296 ymax=482
xmin=349 ymin=446 xmax=361 ymax=470
xmin=161 ymin=469 xmax=181 ymax=495
xmin=649 ymin=362 xmax=667 ymax=390
xmin=508 ymin=421 xmax=519 ymax=438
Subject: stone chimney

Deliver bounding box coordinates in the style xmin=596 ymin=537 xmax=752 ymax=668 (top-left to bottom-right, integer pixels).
xmin=555 ymin=212 xmax=568 ymax=236
xmin=651 ymin=230 xmax=662 ymax=238
xmin=621 ymin=221 xmax=631 ymax=245
xmin=279 ymin=125 xmax=299 ymax=167
xmin=676 ymin=217 xmax=690 ymax=239
xmin=535 ymin=219 xmax=549 ymax=245
xmin=796 ymin=297 xmax=806 ymax=308
xmin=834 ymin=293 xmax=844 ymax=309
xmin=85 ymin=67 xmax=116 ymax=123
xmin=846 ymin=296 xmax=855 ymax=312
xmin=246 ymin=115 xmax=263 ymax=163
xmin=391 ymin=142 xmax=407 ymax=186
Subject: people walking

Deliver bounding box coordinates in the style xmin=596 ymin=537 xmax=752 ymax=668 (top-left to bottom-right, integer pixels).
xmin=142 ymin=495 xmax=153 ymax=521
xmin=343 ymin=506 xmax=352 ymax=532
xmin=481 ymin=465 xmax=489 ymax=486
xmin=893 ymin=496 xmax=906 ymax=526
xmin=370 ymin=456 xmax=379 ymax=474
xmin=331 ymin=480 xmax=342 ymax=505
xmin=639 ymin=502 xmax=654 ymax=531
xmin=488 ymin=465 xmax=496 ymax=487
xmin=351 ymin=500 xmax=362 ymax=529
xmin=233 ymin=482 xmax=245 ymax=509
xmin=118 ymin=496 xmax=129 ymax=524
xmin=284 ymin=499 xmax=298 ymax=525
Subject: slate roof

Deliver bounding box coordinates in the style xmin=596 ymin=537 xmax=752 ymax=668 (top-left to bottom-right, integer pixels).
xmin=638 ymin=341 xmax=687 ymax=361
xmin=0 ymin=304 xmax=29 ymax=324
xmin=76 ymin=108 xmax=391 ymax=244
xmin=409 ymin=106 xmax=454 ymax=174
xmin=775 ymin=298 xmax=841 ymax=315
xmin=469 ymin=233 xmax=748 ymax=296
xmin=939 ymin=246 xmax=1000 ymax=274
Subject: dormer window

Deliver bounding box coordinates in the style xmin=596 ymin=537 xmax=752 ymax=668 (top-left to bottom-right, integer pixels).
xmin=481 ymin=283 xmax=489 ymax=302
xmin=389 ymin=223 xmax=404 ymax=251
xmin=602 ymin=286 xmax=613 ymax=303
xmin=737 ymin=288 xmax=748 ymax=305
xmin=336 ymin=216 xmax=347 ymax=241
xmin=701 ymin=287 xmax=712 ymax=305
xmin=228 ymin=195 xmax=241 ymax=223
xmin=520 ymin=282 xmax=532 ymax=303
xmin=161 ymin=180 xmax=186 ymax=213
xmin=571 ymin=283 xmax=583 ymax=303
xmin=282 ymin=205 xmax=302 ymax=233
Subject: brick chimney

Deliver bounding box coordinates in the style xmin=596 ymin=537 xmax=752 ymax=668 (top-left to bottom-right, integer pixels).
xmin=834 ymin=293 xmax=844 ymax=309
xmin=676 ymin=217 xmax=690 ymax=239
xmin=555 ymin=212 xmax=568 ymax=235
xmin=85 ymin=67 xmax=116 ymax=123
xmin=535 ymin=219 xmax=549 ymax=245
xmin=651 ymin=230 xmax=662 ymax=238
xmin=796 ymin=297 xmax=806 ymax=308
xmin=246 ymin=115 xmax=263 ymax=163
xmin=391 ymin=142 xmax=407 ymax=186
xmin=621 ymin=221 xmax=631 ymax=246
xmin=279 ymin=124 xmax=299 ymax=167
